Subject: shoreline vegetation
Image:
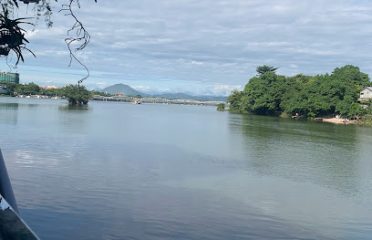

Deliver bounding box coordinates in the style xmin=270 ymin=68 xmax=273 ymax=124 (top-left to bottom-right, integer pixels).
xmin=0 ymin=82 xmax=222 ymax=106
xmin=226 ymin=65 xmax=372 ymax=126
xmin=0 ymin=82 xmax=92 ymax=105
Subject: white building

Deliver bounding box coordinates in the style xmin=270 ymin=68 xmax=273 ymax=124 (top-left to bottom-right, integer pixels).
xmin=359 ymin=87 xmax=372 ymax=101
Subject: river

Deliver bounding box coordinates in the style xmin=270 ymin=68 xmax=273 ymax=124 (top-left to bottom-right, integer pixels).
xmin=1 ymin=97 xmax=372 ymax=240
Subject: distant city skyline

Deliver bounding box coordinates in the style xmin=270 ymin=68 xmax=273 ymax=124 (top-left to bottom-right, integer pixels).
xmin=1 ymin=0 xmax=372 ymax=96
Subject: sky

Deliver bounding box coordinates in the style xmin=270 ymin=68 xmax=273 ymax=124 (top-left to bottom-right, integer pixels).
xmin=1 ymin=0 xmax=372 ymax=96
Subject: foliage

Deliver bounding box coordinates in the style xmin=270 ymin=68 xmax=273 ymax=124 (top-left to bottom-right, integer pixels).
xmin=1 ymin=0 xmax=54 ymax=27
xmin=62 ymin=84 xmax=91 ymax=105
xmin=227 ymin=90 xmax=245 ymax=113
xmin=1 ymin=0 xmax=97 ymax=83
xmin=90 ymin=90 xmax=112 ymax=97
xmin=0 ymin=81 xmax=16 ymax=95
xmin=39 ymin=88 xmax=64 ymax=97
xmin=1 ymin=82 xmax=96 ymax=105
xmin=228 ymin=65 xmax=371 ymax=119
xmin=217 ymin=103 xmax=225 ymax=111
xmin=242 ymin=72 xmax=287 ymax=115
xmin=0 ymin=7 xmax=35 ymax=63
xmin=256 ymin=65 xmax=278 ymax=75
xmin=15 ymin=82 xmax=40 ymax=95
xmin=358 ymin=115 xmax=372 ymax=126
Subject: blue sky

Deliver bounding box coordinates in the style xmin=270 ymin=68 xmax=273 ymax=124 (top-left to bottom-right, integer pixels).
xmin=1 ymin=0 xmax=372 ymax=95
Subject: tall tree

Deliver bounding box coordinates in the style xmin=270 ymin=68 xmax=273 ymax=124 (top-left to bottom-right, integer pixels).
xmin=228 ymin=65 xmax=371 ymax=118
xmin=0 ymin=0 xmax=97 ymax=83
xmin=256 ymin=65 xmax=278 ymax=75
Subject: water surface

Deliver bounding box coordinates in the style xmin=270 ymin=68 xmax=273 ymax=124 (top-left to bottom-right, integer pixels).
xmin=1 ymin=97 xmax=372 ymax=240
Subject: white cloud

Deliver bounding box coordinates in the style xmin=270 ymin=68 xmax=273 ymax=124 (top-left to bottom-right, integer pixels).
xmin=212 ymin=84 xmax=243 ymax=96
xmin=190 ymin=60 xmax=204 ymax=65
xmin=2 ymin=0 xmax=372 ymax=94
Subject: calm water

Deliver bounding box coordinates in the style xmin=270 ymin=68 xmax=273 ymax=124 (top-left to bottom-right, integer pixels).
xmin=1 ymin=97 xmax=372 ymax=240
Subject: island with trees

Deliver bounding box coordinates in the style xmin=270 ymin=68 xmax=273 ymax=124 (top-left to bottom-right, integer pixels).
xmin=0 ymin=82 xmax=93 ymax=105
xmin=227 ymin=65 xmax=372 ymax=125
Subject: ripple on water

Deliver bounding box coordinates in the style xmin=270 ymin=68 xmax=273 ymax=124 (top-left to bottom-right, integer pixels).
xmin=1 ymin=100 xmax=372 ymax=239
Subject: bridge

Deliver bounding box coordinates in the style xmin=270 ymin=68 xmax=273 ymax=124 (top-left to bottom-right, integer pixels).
xmin=92 ymin=95 xmax=223 ymax=106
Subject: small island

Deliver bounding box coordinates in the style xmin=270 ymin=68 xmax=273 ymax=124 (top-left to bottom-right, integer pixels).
xmin=0 ymin=80 xmax=92 ymax=106
xmin=226 ymin=65 xmax=372 ymax=125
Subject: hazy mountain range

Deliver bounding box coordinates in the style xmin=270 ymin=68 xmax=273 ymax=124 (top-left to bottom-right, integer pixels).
xmin=101 ymin=84 xmax=227 ymax=101
xmin=102 ymin=84 xmax=143 ymax=97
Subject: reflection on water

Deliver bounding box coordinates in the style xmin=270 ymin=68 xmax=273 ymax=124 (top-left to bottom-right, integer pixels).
xmin=1 ymin=97 xmax=372 ymax=240
xmin=230 ymin=114 xmax=361 ymax=195
xmin=0 ymin=103 xmax=18 ymax=125
xmin=58 ymin=105 xmax=90 ymax=112
xmin=58 ymin=105 xmax=91 ymax=134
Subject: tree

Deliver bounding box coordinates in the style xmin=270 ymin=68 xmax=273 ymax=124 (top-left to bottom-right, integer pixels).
xmin=1 ymin=0 xmax=97 ymax=83
xmin=1 ymin=0 xmax=98 ymax=105
xmin=227 ymin=90 xmax=244 ymax=112
xmin=0 ymin=81 xmax=17 ymax=95
xmin=243 ymin=71 xmax=286 ymax=115
xmin=0 ymin=6 xmax=35 ymax=63
xmin=227 ymin=65 xmax=371 ymax=119
xmin=62 ymin=84 xmax=91 ymax=105
xmin=256 ymin=65 xmax=278 ymax=75
xmin=15 ymin=82 xmax=40 ymax=95
xmin=217 ymin=103 xmax=225 ymax=111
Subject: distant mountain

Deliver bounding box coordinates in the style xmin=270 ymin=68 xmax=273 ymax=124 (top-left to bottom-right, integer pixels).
xmin=154 ymin=92 xmax=193 ymax=100
xmin=102 ymin=84 xmax=144 ymax=96
xmin=101 ymin=84 xmax=226 ymax=101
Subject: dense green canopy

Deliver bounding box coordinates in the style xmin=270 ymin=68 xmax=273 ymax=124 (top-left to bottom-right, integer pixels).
xmin=62 ymin=84 xmax=91 ymax=105
xmin=228 ymin=65 xmax=371 ymax=118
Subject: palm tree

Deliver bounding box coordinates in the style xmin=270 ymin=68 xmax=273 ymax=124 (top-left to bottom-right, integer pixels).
xmin=0 ymin=7 xmax=34 ymax=63
xmin=256 ymin=65 xmax=278 ymax=75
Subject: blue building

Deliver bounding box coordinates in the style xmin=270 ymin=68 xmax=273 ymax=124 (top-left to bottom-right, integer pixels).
xmin=0 ymin=72 xmax=20 ymax=84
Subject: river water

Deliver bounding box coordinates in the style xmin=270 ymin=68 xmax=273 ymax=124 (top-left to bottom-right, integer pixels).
xmin=1 ymin=97 xmax=372 ymax=240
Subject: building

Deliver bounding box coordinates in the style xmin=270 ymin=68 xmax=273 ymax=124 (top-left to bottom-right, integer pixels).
xmin=0 ymin=72 xmax=20 ymax=84
xmin=43 ymin=85 xmax=59 ymax=90
xmin=0 ymin=85 xmax=8 ymax=94
xmin=360 ymin=87 xmax=372 ymax=102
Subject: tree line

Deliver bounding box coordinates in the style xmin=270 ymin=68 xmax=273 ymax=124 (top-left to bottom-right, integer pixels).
xmin=0 ymin=82 xmax=105 ymax=105
xmin=228 ymin=65 xmax=372 ymax=119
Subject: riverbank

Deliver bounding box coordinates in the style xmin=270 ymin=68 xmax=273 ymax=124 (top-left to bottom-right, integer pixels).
xmin=321 ymin=117 xmax=356 ymax=125
xmin=317 ymin=116 xmax=372 ymax=126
